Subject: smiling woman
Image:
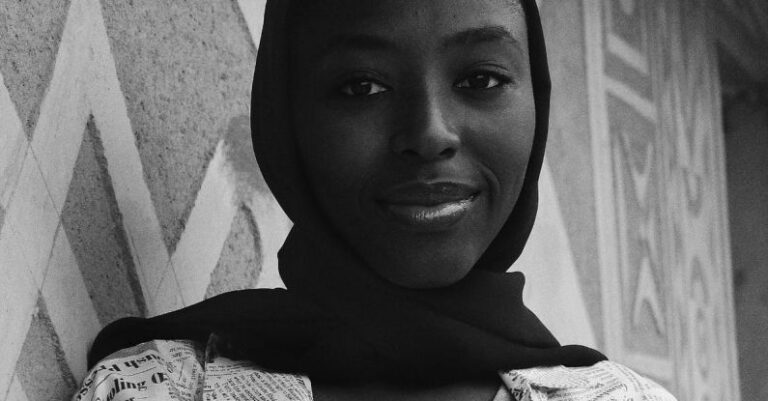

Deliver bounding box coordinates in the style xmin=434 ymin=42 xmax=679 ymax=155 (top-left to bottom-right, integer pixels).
xmin=288 ymin=0 xmax=534 ymax=288
xmin=75 ymin=0 xmax=676 ymax=400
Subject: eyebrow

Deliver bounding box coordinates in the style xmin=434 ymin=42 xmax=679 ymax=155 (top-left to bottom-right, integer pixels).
xmin=317 ymin=33 xmax=396 ymax=60
xmin=440 ymin=26 xmax=522 ymax=50
xmin=316 ymin=25 xmax=522 ymax=61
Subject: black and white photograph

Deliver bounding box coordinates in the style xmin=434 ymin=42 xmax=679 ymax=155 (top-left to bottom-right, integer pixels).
xmin=0 ymin=0 xmax=766 ymax=400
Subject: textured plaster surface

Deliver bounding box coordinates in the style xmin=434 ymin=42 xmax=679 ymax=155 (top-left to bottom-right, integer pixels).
xmin=223 ymin=114 xmax=271 ymax=201
xmin=15 ymin=298 xmax=77 ymax=401
xmin=100 ymin=0 xmax=257 ymax=254
xmin=206 ymin=205 xmax=262 ymax=298
xmin=0 ymin=0 xmax=70 ymax=139
xmin=61 ymin=117 xmax=146 ymax=324
xmin=540 ymin=1 xmax=603 ymax=347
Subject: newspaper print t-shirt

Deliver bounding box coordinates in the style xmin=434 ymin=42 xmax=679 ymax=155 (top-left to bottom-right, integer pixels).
xmin=73 ymin=340 xmax=312 ymax=401
xmin=73 ymin=339 xmax=677 ymax=401
xmin=498 ymin=362 xmax=677 ymax=400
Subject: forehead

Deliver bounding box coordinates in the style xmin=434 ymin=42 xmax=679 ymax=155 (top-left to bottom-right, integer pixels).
xmin=289 ymin=0 xmax=527 ymax=54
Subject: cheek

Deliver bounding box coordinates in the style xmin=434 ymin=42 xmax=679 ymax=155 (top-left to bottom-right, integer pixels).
xmin=294 ymin=103 xmax=390 ymax=215
xmin=474 ymin=99 xmax=536 ymax=208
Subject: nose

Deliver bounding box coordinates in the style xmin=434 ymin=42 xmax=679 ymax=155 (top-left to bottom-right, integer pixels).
xmin=390 ymin=86 xmax=460 ymax=161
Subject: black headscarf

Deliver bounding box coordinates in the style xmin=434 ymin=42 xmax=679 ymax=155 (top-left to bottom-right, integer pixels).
xmin=88 ymin=0 xmax=605 ymax=382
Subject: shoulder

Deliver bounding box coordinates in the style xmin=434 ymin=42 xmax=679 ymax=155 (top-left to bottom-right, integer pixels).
xmin=498 ymin=361 xmax=677 ymax=400
xmin=76 ymin=339 xmax=312 ymax=401
xmin=75 ymin=340 xmax=205 ymax=401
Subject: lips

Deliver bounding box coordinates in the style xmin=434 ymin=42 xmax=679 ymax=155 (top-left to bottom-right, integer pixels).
xmin=376 ymin=182 xmax=480 ymax=231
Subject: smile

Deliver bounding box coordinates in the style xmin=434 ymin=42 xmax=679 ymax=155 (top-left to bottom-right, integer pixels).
xmin=376 ymin=182 xmax=480 ymax=232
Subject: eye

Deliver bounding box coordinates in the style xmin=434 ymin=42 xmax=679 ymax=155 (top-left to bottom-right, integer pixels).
xmin=454 ymin=72 xmax=509 ymax=90
xmin=340 ymin=79 xmax=390 ymax=97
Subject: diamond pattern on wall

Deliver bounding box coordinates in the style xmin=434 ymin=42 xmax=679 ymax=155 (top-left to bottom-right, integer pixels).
xmin=61 ymin=116 xmax=147 ymax=324
xmin=0 ymin=0 xmax=288 ymax=398
xmin=14 ymin=297 xmax=77 ymax=401
xmin=206 ymin=205 xmax=262 ymax=299
xmin=100 ymin=0 xmax=258 ymax=255
xmin=0 ymin=0 xmax=71 ymax=140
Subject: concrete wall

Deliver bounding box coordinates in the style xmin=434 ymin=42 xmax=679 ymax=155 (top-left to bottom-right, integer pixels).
xmin=0 ymin=0 xmax=759 ymax=400
xmin=517 ymin=1 xmax=742 ymax=399
xmin=0 ymin=0 xmax=289 ymax=399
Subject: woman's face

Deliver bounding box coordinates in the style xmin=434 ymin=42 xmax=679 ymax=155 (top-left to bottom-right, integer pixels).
xmin=289 ymin=0 xmax=534 ymax=288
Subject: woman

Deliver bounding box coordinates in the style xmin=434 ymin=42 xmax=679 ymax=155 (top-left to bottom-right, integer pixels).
xmin=80 ymin=0 xmax=676 ymax=399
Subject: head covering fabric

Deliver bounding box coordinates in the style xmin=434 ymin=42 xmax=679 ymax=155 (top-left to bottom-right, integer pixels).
xmin=88 ymin=0 xmax=606 ymax=382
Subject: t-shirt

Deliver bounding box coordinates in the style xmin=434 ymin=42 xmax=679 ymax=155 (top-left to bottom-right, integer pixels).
xmin=72 ymin=339 xmax=677 ymax=401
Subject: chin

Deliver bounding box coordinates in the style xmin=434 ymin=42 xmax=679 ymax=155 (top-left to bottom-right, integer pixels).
xmin=371 ymin=252 xmax=476 ymax=289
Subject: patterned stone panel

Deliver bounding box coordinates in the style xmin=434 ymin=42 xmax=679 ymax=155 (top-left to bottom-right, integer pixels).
xmin=0 ymin=0 xmax=280 ymax=399
xmin=0 ymin=0 xmax=70 ymax=140
xmin=605 ymin=0 xmax=647 ymax=51
xmin=654 ymin=1 xmax=741 ymax=399
xmin=205 ymin=205 xmax=262 ymax=298
xmin=204 ymin=114 xmax=267 ymax=300
xmin=99 ymin=0 xmax=257 ymax=254
xmin=0 ymin=72 xmax=28 ymax=212
xmin=61 ymin=116 xmax=147 ymax=324
xmin=14 ymin=297 xmax=78 ymax=401
xmin=603 ymin=0 xmax=652 ymax=98
xmin=585 ymin=0 xmax=740 ymax=398
xmin=604 ymin=55 xmax=652 ymax=100
xmin=222 ymin=114 xmax=271 ymax=200
xmin=539 ymin=0 xmax=604 ymax=348
xmin=607 ymin=93 xmax=669 ymax=358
